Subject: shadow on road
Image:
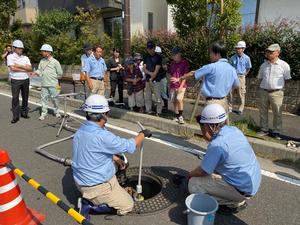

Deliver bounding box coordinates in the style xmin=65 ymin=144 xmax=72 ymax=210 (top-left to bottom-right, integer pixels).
xmin=62 ymin=167 xmax=81 ymax=208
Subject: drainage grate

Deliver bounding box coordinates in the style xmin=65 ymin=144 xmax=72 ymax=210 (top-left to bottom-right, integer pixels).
xmin=123 ymin=167 xmax=183 ymax=215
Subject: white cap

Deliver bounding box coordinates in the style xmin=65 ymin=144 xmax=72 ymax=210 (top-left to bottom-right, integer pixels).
xmin=12 ymin=40 xmax=24 ymax=49
xmin=200 ymin=104 xmax=227 ymax=124
xmin=235 ymin=41 xmax=246 ymax=48
xmin=83 ymin=95 xmax=110 ymax=114
xmin=155 ymin=46 xmax=162 ymax=53
xmin=40 ymin=44 xmax=53 ymax=52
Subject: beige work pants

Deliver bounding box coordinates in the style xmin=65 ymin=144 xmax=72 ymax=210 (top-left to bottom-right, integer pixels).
xmin=90 ymin=79 xmax=105 ymax=96
xmin=128 ymin=90 xmax=145 ymax=108
xmin=77 ymin=176 xmax=134 ymax=215
xmin=229 ymin=76 xmax=246 ymax=112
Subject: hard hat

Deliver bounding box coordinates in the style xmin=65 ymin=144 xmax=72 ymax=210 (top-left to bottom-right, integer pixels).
xmin=40 ymin=44 xmax=53 ymax=52
xmin=12 ymin=40 xmax=24 ymax=49
xmin=83 ymin=95 xmax=110 ymax=114
xmin=155 ymin=46 xmax=162 ymax=53
xmin=235 ymin=41 xmax=246 ymax=48
xmin=200 ymin=104 xmax=227 ymax=124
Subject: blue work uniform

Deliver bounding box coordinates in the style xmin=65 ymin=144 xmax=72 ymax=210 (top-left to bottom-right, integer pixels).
xmin=201 ymin=125 xmax=261 ymax=196
xmin=82 ymin=55 xmax=107 ymax=79
xmin=231 ymin=53 xmax=252 ymax=76
xmin=72 ymin=121 xmax=136 ymax=186
xmin=194 ymin=59 xmax=239 ymax=98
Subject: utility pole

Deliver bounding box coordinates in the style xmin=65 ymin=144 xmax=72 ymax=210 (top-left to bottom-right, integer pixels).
xmin=122 ymin=0 xmax=131 ymax=57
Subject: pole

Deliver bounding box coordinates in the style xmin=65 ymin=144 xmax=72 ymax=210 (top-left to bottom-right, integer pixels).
xmin=189 ymin=88 xmax=202 ymax=123
xmin=122 ymin=0 xmax=131 ymax=57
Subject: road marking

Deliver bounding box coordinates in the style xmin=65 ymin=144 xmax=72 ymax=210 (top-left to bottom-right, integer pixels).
xmin=0 ymin=91 xmax=299 ymax=187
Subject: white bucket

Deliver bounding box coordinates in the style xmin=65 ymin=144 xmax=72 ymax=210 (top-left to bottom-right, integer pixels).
xmin=72 ymin=73 xmax=80 ymax=81
xmin=185 ymin=193 xmax=218 ymax=225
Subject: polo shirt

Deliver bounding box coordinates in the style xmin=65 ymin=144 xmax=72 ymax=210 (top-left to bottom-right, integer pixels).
xmin=231 ymin=53 xmax=252 ymax=75
xmin=82 ymin=55 xmax=107 ymax=79
xmin=7 ymin=53 xmax=31 ymax=80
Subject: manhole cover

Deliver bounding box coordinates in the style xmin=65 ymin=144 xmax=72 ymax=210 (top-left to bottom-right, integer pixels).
xmin=122 ymin=167 xmax=183 ymax=215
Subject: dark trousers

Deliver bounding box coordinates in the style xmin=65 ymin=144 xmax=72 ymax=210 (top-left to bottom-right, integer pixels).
xmin=11 ymin=78 xmax=29 ymax=119
xmin=110 ymin=79 xmax=124 ymax=103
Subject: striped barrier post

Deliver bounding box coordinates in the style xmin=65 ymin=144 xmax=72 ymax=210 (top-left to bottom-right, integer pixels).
xmin=0 ymin=149 xmax=93 ymax=225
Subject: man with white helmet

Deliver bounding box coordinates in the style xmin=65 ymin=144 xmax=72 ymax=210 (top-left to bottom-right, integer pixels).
xmin=72 ymin=94 xmax=152 ymax=220
xmin=188 ymin=104 xmax=261 ymax=214
xmin=7 ymin=40 xmax=32 ymax=123
xmin=229 ymin=41 xmax=252 ymax=115
xmin=33 ymin=44 xmax=63 ymax=120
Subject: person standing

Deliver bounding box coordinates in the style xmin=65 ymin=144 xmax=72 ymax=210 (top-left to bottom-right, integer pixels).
xmin=7 ymin=40 xmax=32 ymax=123
xmin=172 ymin=41 xmax=239 ymax=115
xmin=257 ymin=44 xmax=291 ymax=139
xmin=80 ymin=43 xmax=93 ymax=69
xmin=169 ymin=47 xmax=190 ymax=124
xmin=229 ymin=41 xmax=252 ymax=115
xmin=106 ymin=48 xmax=125 ymax=103
xmin=1 ymin=44 xmax=13 ymax=65
xmin=34 ymin=44 xmax=63 ymax=121
xmin=124 ymin=58 xmax=145 ymax=112
xmin=143 ymin=41 xmax=164 ymax=116
xmin=188 ymin=104 xmax=261 ymax=214
xmin=83 ymin=46 xmax=108 ymax=96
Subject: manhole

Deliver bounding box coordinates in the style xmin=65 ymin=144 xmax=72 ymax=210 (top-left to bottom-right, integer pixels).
xmin=121 ymin=167 xmax=183 ymax=215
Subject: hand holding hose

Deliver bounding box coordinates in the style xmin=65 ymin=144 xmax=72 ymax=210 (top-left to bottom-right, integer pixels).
xmin=140 ymin=129 xmax=152 ymax=138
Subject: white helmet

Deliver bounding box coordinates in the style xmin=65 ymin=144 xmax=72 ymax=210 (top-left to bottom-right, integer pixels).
xmin=40 ymin=44 xmax=53 ymax=52
xmin=83 ymin=95 xmax=110 ymax=114
xmin=200 ymin=104 xmax=227 ymax=124
xmin=12 ymin=40 xmax=24 ymax=49
xmin=155 ymin=46 xmax=162 ymax=53
xmin=235 ymin=41 xmax=246 ymax=48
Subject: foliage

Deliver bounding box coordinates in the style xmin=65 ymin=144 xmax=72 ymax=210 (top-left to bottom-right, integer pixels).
xmin=0 ymin=0 xmax=17 ymax=31
xmin=241 ymin=19 xmax=300 ymax=80
xmin=167 ymin=0 xmax=242 ymax=56
xmin=32 ymin=9 xmax=75 ymax=39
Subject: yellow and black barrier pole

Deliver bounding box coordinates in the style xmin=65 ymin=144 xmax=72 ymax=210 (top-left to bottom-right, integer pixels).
xmin=6 ymin=162 xmax=94 ymax=225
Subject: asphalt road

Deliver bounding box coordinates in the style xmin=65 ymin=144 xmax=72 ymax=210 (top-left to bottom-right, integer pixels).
xmin=0 ymin=93 xmax=299 ymax=225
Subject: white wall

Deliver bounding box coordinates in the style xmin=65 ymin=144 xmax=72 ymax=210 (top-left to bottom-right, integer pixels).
xmin=167 ymin=5 xmax=176 ymax=32
xmin=258 ymin=0 xmax=300 ymax=23
xmin=130 ymin=0 xmax=168 ymax=36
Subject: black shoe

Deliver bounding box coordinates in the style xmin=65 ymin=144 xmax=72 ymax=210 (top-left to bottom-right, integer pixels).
xmin=271 ymin=132 xmax=281 ymax=140
xmin=11 ymin=118 xmax=19 ymax=123
xmin=21 ymin=114 xmax=30 ymax=119
xmin=217 ymin=202 xmax=248 ymax=215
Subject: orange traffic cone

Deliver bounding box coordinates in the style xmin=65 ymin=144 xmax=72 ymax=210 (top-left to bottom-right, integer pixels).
xmin=0 ymin=149 xmax=45 ymax=225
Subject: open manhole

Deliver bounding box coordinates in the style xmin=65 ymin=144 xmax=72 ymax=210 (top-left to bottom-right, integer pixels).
xmin=120 ymin=167 xmax=183 ymax=215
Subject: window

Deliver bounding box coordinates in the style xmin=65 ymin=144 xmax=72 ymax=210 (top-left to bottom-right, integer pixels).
xmin=17 ymin=0 xmax=25 ymax=9
xmin=104 ymin=16 xmax=122 ymax=36
xmin=240 ymin=0 xmax=258 ymax=27
xmin=148 ymin=12 xmax=153 ymax=31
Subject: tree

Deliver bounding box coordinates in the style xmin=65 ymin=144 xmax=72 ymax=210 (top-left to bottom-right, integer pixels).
xmin=167 ymin=0 xmax=241 ymax=56
xmin=32 ymin=9 xmax=75 ymax=38
xmin=0 ymin=0 xmax=17 ymax=31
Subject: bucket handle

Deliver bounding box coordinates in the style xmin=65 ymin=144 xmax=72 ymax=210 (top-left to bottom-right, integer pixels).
xmin=183 ymin=209 xmax=190 ymax=214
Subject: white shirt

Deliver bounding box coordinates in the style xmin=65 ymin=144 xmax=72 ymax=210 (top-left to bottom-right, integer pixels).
xmin=258 ymin=58 xmax=291 ymax=90
xmin=138 ymin=61 xmax=146 ymax=80
xmin=7 ymin=53 xmax=31 ymax=80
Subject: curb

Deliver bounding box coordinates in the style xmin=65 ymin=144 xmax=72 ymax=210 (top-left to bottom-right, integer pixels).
xmin=0 ymin=82 xmax=299 ymax=162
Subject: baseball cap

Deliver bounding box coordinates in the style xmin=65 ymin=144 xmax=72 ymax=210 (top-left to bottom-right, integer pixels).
xmin=83 ymin=43 xmax=93 ymax=50
xmin=124 ymin=57 xmax=135 ymax=65
xmin=134 ymin=53 xmax=143 ymax=60
xmin=172 ymin=47 xmax=182 ymax=55
xmin=266 ymin=44 xmax=281 ymax=52
xmin=146 ymin=41 xmax=155 ymax=49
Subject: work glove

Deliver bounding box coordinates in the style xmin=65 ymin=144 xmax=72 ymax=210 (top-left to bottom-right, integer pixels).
xmin=140 ymin=129 xmax=152 ymax=138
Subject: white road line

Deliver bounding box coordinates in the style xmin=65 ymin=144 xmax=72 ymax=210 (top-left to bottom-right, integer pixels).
xmin=0 ymin=91 xmax=299 ymax=187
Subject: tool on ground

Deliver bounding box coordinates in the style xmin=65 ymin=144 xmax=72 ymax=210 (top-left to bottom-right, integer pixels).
xmin=0 ymin=150 xmax=93 ymax=225
xmin=56 ymin=92 xmax=85 ymax=137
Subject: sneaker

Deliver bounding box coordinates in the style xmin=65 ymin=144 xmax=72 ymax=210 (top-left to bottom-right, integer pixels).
xmin=38 ymin=115 xmax=46 ymax=121
xmin=173 ymin=117 xmax=179 ymax=122
xmin=257 ymin=130 xmax=268 ymax=136
xmin=178 ymin=116 xmax=185 ymax=124
xmin=55 ymin=113 xmax=61 ymax=118
xmin=78 ymin=198 xmax=91 ymax=221
xmin=217 ymin=202 xmax=248 ymax=215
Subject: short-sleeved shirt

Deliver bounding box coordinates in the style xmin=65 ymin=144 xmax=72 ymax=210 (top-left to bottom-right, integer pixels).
xmin=36 ymin=57 xmax=63 ymax=87
xmin=143 ymin=53 xmax=165 ymax=82
xmin=124 ymin=66 xmax=144 ymax=93
xmin=201 ymin=126 xmax=261 ymax=196
xmin=194 ymin=58 xmax=239 ymax=98
xmin=80 ymin=54 xmax=90 ymax=70
xmin=231 ymin=53 xmax=252 ymax=75
xmin=257 ymin=58 xmax=291 ymax=90
xmin=72 ymin=121 xmax=136 ymax=186
xmin=7 ymin=53 xmax=31 ymax=80
xmin=169 ymin=59 xmax=190 ymax=89
xmin=82 ymin=55 xmax=107 ymax=79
